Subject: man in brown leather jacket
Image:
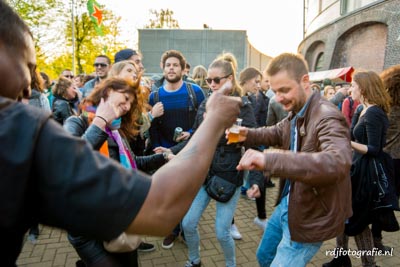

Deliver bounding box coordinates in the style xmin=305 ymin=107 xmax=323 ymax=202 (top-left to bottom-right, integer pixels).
xmin=232 ymin=53 xmax=352 ymax=266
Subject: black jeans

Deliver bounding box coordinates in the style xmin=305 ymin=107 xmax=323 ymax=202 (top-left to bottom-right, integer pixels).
xmin=255 ymin=176 xmax=267 ymax=219
xmin=394 ymin=158 xmax=400 ymax=197
xmin=68 ymin=234 xmax=138 ymax=267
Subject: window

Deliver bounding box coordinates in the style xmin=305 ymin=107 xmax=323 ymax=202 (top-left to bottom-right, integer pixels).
xmin=341 ymin=0 xmax=378 ymax=14
xmin=315 ymin=53 xmax=324 ymax=71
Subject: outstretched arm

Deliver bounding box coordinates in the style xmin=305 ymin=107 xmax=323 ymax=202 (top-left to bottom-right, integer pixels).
xmin=127 ymin=85 xmax=242 ymax=235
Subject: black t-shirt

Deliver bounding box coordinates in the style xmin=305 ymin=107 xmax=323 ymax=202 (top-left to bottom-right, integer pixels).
xmin=0 ymin=98 xmax=151 ymax=266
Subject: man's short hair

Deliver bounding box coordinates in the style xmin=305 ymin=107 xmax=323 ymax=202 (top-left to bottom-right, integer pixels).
xmin=161 ymin=50 xmax=186 ymax=70
xmin=0 ymin=0 xmax=31 ymax=53
xmin=96 ymin=55 xmax=111 ymax=65
xmin=266 ymin=53 xmax=309 ymax=83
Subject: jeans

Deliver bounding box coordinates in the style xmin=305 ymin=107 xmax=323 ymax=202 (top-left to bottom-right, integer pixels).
xmin=257 ymin=195 xmax=322 ymax=267
xmin=182 ymin=185 xmax=241 ymax=267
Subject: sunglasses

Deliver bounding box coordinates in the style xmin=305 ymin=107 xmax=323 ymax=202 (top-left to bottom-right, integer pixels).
xmin=205 ymin=74 xmax=231 ymax=84
xmin=93 ymin=63 xmax=109 ymax=68
xmin=64 ymin=75 xmax=74 ymax=79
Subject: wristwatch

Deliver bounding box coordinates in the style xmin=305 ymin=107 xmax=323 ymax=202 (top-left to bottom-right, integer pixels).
xmin=162 ymin=151 xmax=170 ymax=160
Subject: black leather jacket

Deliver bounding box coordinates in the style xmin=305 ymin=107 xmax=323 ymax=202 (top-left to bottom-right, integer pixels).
xmin=64 ymin=115 xmax=166 ymax=173
xmin=248 ymin=91 xmax=269 ymax=127
xmin=52 ymin=95 xmax=76 ymax=125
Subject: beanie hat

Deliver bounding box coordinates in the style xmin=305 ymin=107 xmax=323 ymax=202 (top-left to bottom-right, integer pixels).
xmin=114 ymin=49 xmax=138 ymax=63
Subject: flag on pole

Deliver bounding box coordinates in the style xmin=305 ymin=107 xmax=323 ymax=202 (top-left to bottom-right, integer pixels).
xmin=87 ymin=0 xmax=104 ymax=36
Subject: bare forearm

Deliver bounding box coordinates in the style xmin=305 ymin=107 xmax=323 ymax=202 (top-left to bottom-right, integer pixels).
xmin=127 ymin=116 xmax=224 ymax=235
xmin=351 ymin=141 xmax=368 ymax=154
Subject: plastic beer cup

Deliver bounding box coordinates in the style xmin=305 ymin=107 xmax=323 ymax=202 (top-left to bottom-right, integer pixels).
xmin=228 ymin=118 xmax=242 ymax=143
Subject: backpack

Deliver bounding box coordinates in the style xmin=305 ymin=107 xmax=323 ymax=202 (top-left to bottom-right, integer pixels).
xmin=339 ymin=96 xmax=354 ymax=112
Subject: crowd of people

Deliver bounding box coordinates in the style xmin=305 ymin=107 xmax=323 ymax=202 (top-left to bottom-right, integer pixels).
xmin=1 ymin=1 xmax=399 ymax=267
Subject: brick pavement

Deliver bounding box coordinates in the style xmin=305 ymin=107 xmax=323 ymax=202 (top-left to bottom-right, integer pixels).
xmin=18 ymin=177 xmax=399 ymax=267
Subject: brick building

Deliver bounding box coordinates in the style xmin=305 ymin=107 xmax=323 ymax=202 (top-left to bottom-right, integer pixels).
xmin=299 ymin=0 xmax=400 ymax=73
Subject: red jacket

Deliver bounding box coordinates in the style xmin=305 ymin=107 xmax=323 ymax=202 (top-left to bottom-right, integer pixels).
xmin=342 ymin=97 xmax=360 ymax=126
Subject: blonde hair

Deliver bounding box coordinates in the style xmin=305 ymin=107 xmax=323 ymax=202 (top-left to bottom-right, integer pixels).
xmin=323 ymin=85 xmax=335 ymax=98
xmin=109 ymin=60 xmax=141 ymax=77
xmin=192 ymin=65 xmax=208 ymax=88
xmin=209 ymin=52 xmax=243 ymax=96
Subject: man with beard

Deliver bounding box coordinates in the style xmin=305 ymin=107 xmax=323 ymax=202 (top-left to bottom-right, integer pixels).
xmin=148 ymin=50 xmax=205 ymax=249
xmin=81 ymin=55 xmax=111 ymax=98
xmin=233 ymin=53 xmax=352 ymax=266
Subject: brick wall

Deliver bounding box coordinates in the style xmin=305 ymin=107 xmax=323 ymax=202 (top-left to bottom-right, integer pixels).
xmin=331 ymin=23 xmax=387 ymax=72
xmin=299 ymin=0 xmax=400 ymax=72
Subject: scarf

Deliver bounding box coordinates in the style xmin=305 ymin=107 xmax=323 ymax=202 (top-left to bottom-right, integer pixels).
xmin=106 ymin=127 xmax=137 ymax=170
xmin=82 ymin=105 xmax=136 ymax=169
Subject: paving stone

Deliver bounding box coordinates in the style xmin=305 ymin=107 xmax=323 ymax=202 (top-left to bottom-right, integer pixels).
xmin=53 ymin=252 xmax=67 ymax=266
xmin=16 ymin=178 xmax=400 ymax=266
xmin=42 ymin=248 xmax=56 ymax=262
xmin=16 ymin=256 xmax=42 ymax=265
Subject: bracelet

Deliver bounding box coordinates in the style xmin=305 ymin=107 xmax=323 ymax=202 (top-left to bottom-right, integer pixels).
xmin=148 ymin=111 xmax=154 ymax=122
xmin=95 ymin=115 xmax=107 ymax=124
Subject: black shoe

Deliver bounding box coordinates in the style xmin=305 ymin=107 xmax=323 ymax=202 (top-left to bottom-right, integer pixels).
xmin=265 ymin=180 xmax=275 ymax=188
xmin=185 ymin=261 xmax=201 ymax=267
xmin=162 ymin=233 xmax=177 ymax=249
xmin=138 ymin=242 xmax=155 ymax=252
xmin=75 ymin=260 xmax=86 ymax=267
xmin=322 ymin=255 xmax=352 ymax=267
xmin=29 ymin=226 xmax=39 ymax=236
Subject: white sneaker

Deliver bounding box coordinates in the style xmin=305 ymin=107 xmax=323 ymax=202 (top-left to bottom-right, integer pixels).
xmin=253 ymin=217 xmax=268 ymax=230
xmin=27 ymin=233 xmax=38 ymax=244
xmin=230 ymin=224 xmax=242 ymax=240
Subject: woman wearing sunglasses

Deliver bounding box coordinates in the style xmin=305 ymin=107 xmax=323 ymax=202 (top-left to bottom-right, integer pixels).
xmin=173 ymin=52 xmax=262 ymax=267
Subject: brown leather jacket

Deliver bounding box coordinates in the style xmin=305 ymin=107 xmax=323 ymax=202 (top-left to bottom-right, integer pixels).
xmin=244 ymin=92 xmax=352 ymax=242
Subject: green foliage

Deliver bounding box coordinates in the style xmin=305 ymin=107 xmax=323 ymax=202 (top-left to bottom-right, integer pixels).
xmin=8 ymin=0 xmax=65 ymax=79
xmin=8 ymin=0 xmax=128 ymax=80
xmin=144 ymin=9 xmax=180 ymax=29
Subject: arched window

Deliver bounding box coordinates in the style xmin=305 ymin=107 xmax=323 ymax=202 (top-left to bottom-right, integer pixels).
xmin=315 ymin=52 xmax=324 ymax=71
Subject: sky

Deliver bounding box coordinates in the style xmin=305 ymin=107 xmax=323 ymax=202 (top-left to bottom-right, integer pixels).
xmin=102 ymin=0 xmax=304 ymax=57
